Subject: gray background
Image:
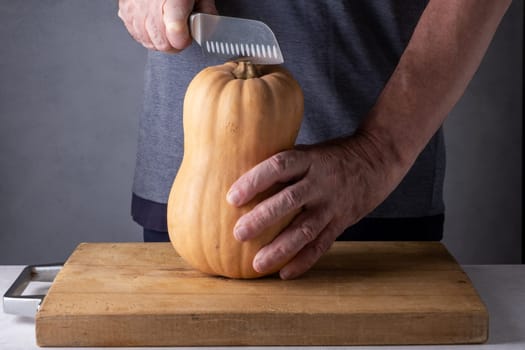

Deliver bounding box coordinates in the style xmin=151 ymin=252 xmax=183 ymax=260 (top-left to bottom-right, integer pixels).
xmin=0 ymin=1 xmax=522 ymax=265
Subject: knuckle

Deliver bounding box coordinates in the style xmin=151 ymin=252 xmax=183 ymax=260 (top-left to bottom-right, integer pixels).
xmin=298 ymin=223 xmax=317 ymax=242
xmin=118 ymin=1 xmax=130 ymax=16
xmin=269 ymin=153 xmax=289 ymax=174
xmin=150 ymin=33 xmax=171 ymax=51
xmin=145 ymin=18 xmax=161 ymax=40
xmin=131 ymin=20 xmax=145 ymax=40
xmin=142 ymin=42 xmax=155 ymax=50
xmin=258 ymin=203 xmax=276 ymax=223
xmin=273 ymin=244 xmax=291 ymax=261
xmin=241 ymin=176 xmax=257 ymax=195
xmin=282 ymin=186 xmax=303 ymax=207
xmin=269 ymin=150 xmax=299 ymax=175
xmin=156 ymin=42 xmax=173 ymax=52
xmin=145 ymin=15 xmax=155 ymax=29
xmin=248 ymin=205 xmax=272 ymax=231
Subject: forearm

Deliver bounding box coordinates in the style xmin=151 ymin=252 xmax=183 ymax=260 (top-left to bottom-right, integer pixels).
xmin=354 ymin=0 xmax=511 ymax=176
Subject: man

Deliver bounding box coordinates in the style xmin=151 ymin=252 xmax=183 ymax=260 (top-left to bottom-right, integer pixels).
xmin=118 ymin=0 xmax=511 ymax=279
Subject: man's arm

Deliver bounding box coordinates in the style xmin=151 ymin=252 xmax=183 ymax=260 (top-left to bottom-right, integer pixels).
xmin=359 ymin=0 xmax=513 ymax=177
xmin=227 ymin=0 xmax=512 ymax=279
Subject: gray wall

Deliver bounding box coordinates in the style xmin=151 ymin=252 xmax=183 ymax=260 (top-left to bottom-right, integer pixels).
xmin=0 ymin=1 xmax=522 ymax=265
xmin=442 ymin=0 xmax=523 ymax=264
xmin=0 ymin=1 xmax=145 ymax=264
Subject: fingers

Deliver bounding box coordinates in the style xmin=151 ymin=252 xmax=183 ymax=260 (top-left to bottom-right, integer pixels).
xmin=252 ymin=208 xmax=333 ymax=276
xmin=163 ymin=0 xmax=194 ymax=50
xmin=278 ymin=224 xmax=340 ymax=280
xmin=145 ymin=1 xmax=172 ymax=51
xmin=118 ymin=0 xmax=151 ymax=48
xmin=234 ymin=179 xmax=312 ymax=241
xmin=227 ymin=150 xmax=310 ymax=207
xmin=133 ymin=12 xmax=154 ymax=49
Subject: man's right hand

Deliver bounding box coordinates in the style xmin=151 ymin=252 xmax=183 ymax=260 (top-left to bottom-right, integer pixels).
xmin=118 ymin=0 xmax=217 ymax=52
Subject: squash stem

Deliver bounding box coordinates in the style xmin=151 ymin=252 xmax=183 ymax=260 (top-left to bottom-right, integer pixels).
xmin=232 ymin=61 xmax=260 ymax=79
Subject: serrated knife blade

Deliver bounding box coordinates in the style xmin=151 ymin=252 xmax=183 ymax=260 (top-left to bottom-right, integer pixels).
xmin=189 ymin=13 xmax=284 ymax=65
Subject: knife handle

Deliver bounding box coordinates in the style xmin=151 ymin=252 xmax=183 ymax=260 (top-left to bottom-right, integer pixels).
xmin=189 ymin=13 xmax=204 ymax=45
xmin=3 ymin=263 xmax=63 ymax=317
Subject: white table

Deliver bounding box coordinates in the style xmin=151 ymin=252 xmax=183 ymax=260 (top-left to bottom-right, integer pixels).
xmin=1 ymin=265 xmax=524 ymax=349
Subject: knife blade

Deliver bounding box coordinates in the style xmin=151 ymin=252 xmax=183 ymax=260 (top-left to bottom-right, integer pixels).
xmin=189 ymin=13 xmax=284 ymax=65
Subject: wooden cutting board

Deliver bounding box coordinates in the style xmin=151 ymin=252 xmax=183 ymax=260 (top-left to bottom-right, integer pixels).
xmin=35 ymin=242 xmax=488 ymax=347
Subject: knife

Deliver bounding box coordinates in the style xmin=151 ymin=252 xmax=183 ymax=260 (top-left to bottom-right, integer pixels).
xmin=189 ymin=13 xmax=284 ymax=65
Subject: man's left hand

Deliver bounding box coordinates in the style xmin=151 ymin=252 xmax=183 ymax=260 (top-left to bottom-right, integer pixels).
xmin=226 ymin=136 xmax=403 ymax=279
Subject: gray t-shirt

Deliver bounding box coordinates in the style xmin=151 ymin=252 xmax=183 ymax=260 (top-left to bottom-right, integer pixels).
xmin=132 ymin=0 xmax=445 ymax=230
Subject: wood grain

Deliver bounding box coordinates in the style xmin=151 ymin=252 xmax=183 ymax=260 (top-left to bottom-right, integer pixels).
xmin=35 ymin=242 xmax=488 ymax=346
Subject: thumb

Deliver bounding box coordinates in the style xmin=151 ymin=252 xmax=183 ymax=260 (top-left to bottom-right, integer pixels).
xmin=163 ymin=0 xmax=194 ymax=51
